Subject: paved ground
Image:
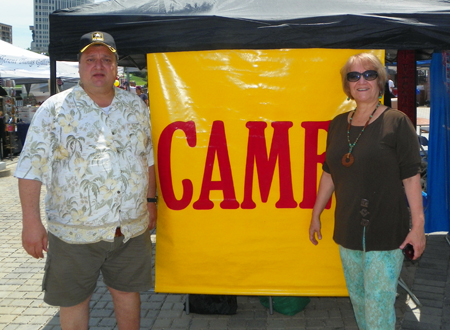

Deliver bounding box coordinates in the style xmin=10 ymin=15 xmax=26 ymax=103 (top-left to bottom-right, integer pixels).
xmin=1 ymin=158 xmax=449 ymax=330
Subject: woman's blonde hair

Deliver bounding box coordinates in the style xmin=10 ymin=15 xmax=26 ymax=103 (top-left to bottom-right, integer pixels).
xmin=340 ymin=53 xmax=387 ymax=100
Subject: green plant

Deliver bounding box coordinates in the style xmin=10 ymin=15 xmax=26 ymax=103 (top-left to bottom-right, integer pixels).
xmin=129 ymin=73 xmax=148 ymax=87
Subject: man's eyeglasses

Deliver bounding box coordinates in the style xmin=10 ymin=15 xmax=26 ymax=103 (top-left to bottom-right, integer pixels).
xmin=346 ymin=70 xmax=378 ymax=82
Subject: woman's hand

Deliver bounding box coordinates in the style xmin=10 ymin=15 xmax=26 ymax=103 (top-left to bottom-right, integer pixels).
xmin=309 ymin=217 xmax=322 ymax=245
xmin=309 ymin=172 xmax=334 ymax=246
xmin=400 ymin=226 xmax=426 ymax=260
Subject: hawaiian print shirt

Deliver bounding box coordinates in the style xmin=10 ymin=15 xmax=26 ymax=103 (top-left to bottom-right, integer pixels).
xmin=15 ymin=83 xmax=154 ymax=244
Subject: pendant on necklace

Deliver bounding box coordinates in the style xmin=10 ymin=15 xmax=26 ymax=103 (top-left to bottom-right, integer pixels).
xmin=342 ymin=153 xmax=354 ymax=167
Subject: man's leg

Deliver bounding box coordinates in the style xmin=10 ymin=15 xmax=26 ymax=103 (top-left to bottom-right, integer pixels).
xmin=59 ymin=295 xmax=91 ymax=330
xmin=109 ymin=286 xmax=141 ymax=330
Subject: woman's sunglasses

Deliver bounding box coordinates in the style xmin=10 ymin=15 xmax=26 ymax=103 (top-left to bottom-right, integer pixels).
xmin=346 ymin=70 xmax=378 ymax=82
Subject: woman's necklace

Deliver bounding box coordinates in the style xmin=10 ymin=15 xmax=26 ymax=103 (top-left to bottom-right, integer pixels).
xmin=342 ymin=102 xmax=380 ymax=167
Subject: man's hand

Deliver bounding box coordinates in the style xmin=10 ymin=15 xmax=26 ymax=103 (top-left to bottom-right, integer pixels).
xmin=22 ymin=219 xmax=48 ymax=259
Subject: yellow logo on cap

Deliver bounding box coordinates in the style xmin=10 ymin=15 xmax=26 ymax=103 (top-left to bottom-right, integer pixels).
xmin=92 ymin=32 xmax=104 ymax=42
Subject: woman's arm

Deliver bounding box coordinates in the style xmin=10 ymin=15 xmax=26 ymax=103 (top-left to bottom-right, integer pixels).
xmin=309 ymin=171 xmax=335 ymax=245
xmin=401 ymin=173 xmax=426 ymax=259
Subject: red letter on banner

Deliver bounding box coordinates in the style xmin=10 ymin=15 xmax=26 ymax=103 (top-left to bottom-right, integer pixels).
xmin=299 ymin=121 xmax=331 ymax=209
xmin=241 ymin=121 xmax=297 ymax=209
xmin=193 ymin=121 xmax=239 ymax=210
xmin=158 ymin=121 xmax=196 ymax=210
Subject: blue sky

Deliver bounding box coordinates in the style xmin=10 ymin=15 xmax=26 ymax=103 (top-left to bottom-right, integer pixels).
xmin=1 ymin=0 xmax=107 ymax=50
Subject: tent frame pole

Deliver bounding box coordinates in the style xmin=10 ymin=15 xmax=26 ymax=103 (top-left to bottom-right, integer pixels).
xmin=50 ymin=56 xmax=57 ymax=96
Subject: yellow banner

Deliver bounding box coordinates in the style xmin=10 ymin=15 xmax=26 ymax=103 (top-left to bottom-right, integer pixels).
xmin=148 ymin=49 xmax=384 ymax=296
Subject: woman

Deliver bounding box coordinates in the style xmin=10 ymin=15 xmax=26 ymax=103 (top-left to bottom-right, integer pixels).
xmin=309 ymin=53 xmax=426 ymax=330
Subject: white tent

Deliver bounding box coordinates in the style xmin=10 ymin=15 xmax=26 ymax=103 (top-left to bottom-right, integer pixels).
xmin=0 ymin=40 xmax=79 ymax=84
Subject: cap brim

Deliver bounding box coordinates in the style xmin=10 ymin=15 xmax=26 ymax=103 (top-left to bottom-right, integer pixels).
xmin=80 ymin=42 xmax=116 ymax=53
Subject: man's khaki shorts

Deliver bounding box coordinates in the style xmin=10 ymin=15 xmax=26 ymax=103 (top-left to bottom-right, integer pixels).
xmin=43 ymin=230 xmax=153 ymax=307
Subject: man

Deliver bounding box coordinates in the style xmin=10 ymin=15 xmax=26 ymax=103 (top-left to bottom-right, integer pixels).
xmin=388 ymin=75 xmax=395 ymax=97
xmin=136 ymin=86 xmax=149 ymax=106
xmin=56 ymin=77 xmax=64 ymax=91
xmin=129 ymin=80 xmax=137 ymax=94
xmin=14 ymin=31 xmax=157 ymax=330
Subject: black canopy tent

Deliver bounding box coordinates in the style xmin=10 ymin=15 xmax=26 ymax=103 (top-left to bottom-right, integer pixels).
xmin=49 ymin=0 xmax=450 ymax=79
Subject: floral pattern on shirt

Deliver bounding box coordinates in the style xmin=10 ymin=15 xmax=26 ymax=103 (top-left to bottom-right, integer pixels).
xmin=15 ymin=83 xmax=154 ymax=244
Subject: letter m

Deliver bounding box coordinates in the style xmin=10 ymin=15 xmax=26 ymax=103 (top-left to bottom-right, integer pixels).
xmin=242 ymin=121 xmax=297 ymax=209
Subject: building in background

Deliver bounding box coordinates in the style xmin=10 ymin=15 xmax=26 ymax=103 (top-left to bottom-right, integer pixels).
xmin=31 ymin=0 xmax=94 ymax=53
xmin=0 ymin=23 xmax=12 ymax=44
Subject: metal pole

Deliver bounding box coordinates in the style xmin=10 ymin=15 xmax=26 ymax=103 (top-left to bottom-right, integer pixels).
xmin=50 ymin=56 xmax=57 ymax=96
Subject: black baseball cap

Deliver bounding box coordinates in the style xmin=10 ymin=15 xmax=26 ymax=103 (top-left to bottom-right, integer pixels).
xmin=79 ymin=31 xmax=117 ymax=54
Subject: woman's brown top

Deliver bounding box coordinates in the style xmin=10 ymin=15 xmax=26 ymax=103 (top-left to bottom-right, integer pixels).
xmin=323 ymin=108 xmax=421 ymax=251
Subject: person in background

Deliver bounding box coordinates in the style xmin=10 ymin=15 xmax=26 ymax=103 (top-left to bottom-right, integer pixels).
xmin=309 ymin=53 xmax=425 ymax=330
xmin=129 ymin=80 xmax=137 ymax=94
xmin=122 ymin=80 xmax=129 ymax=91
xmin=136 ymin=86 xmax=149 ymax=106
xmin=388 ymin=75 xmax=395 ymax=97
xmin=56 ymin=77 xmax=64 ymax=91
xmin=15 ymin=31 xmax=157 ymax=330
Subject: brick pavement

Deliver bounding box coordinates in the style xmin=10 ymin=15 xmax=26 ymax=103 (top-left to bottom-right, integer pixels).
xmin=401 ymin=234 xmax=450 ymax=330
xmin=0 ymin=158 xmax=448 ymax=330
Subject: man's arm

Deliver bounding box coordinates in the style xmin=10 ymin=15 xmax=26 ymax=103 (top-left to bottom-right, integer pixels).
xmin=147 ymin=165 xmax=157 ymax=230
xmin=18 ymin=178 xmax=48 ymax=258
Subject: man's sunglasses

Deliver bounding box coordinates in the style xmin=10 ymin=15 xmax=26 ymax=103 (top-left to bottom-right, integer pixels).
xmin=346 ymin=70 xmax=378 ymax=82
